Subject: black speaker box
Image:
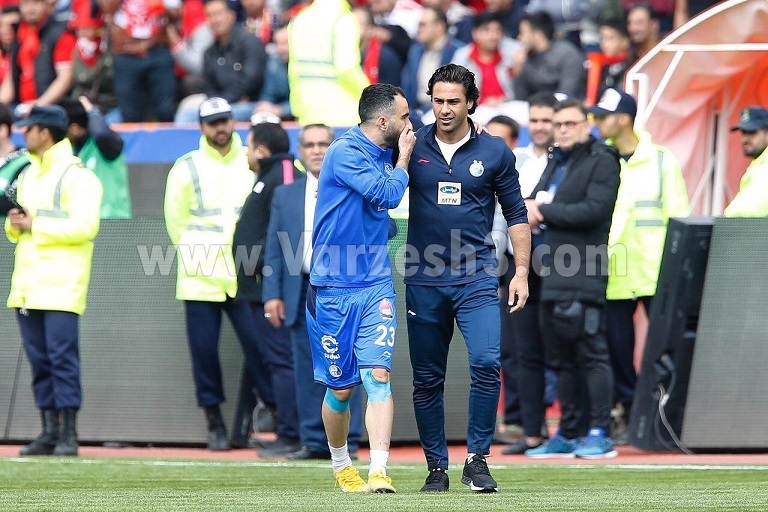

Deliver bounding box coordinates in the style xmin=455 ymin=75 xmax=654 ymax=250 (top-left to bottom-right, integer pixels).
xmin=628 ymin=217 xmax=713 ymax=451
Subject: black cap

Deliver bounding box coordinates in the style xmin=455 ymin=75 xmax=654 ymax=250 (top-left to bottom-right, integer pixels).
xmin=15 ymin=105 xmax=68 ymax=130
xmin=730 ymin=106 xmax=768 ymax=132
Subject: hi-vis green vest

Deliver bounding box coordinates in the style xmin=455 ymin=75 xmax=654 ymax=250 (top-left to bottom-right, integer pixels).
xmin=78 ymin=137 xmax=132 ymax=219
xmin=607 ymin=131 xmax=689 ymax=300
xmin=723 ymin=146 xmax=768 ymax=217
xmin=164 ymin=134 xmax=254 ymax=302
xmin=6 ymin=139 xmax=103 ymax=315
xmin=287 ymin=0 xmax=369 ymax=127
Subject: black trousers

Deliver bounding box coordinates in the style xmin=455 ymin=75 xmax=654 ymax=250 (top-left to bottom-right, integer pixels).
xmin=539 ymin=300 xmax=613 ymax=439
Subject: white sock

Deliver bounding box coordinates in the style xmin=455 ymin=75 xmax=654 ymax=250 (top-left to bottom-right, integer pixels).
xmin=368 ymin=449 xmax=389 ymax=475
xmin=467 ymin=452 xmax=477 ymax=463
xmin=329 ymin=443 xmax=352 ymax=472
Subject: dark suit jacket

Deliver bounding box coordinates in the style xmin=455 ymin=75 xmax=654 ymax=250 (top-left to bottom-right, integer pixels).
xmin=262 ymin=176 xmax=307 ymax=328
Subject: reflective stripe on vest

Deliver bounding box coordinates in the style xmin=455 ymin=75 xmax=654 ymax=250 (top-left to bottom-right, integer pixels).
xmin=34 ymin=166 xmax=72 ymax=219
xmin=185 ymin=157 xmax=222 ymax=217
xmin=634 ymin=149 xmax=664 ymax=225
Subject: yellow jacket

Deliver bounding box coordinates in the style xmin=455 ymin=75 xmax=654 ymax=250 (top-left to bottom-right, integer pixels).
xmin=287 ymin=0 xmax=369 ymax=127
xmin=607 ymin=131 xmax=689 ymax=300
xmin=724 ymin=146 xmax=768 ymax=217
xmin=6 ymin=139 xmax=103 ymax=315
xmin=164 ymin=134 xmax=254 ymax=302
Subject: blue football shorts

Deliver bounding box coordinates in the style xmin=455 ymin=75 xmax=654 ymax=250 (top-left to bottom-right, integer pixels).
xmin=306 ymin=280 xmax=397 ymax=389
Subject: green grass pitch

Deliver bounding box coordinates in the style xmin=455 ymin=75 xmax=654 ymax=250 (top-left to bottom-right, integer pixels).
xmin=1 ymin=458 xmax=767 ymax=511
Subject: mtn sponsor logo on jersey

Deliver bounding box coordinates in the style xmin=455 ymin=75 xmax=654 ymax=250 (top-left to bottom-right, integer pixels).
xmin=437 ymin=181 xmax=461 ymax=205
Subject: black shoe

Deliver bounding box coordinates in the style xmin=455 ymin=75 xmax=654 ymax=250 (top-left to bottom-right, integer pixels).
xmin=257 ymin=438 xmax=301 ymax=458
xmin=420 ymin=468 xmax=449 ymax=492
xmin=502 ymin=439 xmax=543 ymax=455
xmin=205 ymin=406 xmax=231 ymax=451
xmin=461 ymin=455 xmax=498 ymax=493
xmin=286 ymin=446 xmax=331 ymax=460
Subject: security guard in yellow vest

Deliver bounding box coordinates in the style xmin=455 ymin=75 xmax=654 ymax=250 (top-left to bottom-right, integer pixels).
xmin=164 ymin=97 xmax=271 ymax=451
xmin=590 ymin=89 xmax=689 ymax=428
xmin=287 ymin=0 xmax=369 ymax=127
xmin=7 ymin=105 xmax=103 ymax=457
xmin=724 ymin=106 xmax=768 ymax=217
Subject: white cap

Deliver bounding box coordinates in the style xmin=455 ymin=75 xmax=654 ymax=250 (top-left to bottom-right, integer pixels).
xmin=198 ymin=97 xmax=233 ymax=123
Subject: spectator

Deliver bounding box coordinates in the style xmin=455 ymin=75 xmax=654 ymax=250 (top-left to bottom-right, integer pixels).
xmin=0 ymin=6 xmax=20 ymax=85
xmin=723 ymin=106 xmax=768 ymax=217
xmin=166 ymin=0 xmax=214 ymax=100
xmin=585 ymin=18 xmax=631 ymax=106
xmin=354 ymin=5 xmax=403 ymax=87
xmin=624 ymin=0 xmax=673 ymax=33
xmin=514 ymin=11 xmax=586 ymax=100
xmin=420 ymin=0 xmax=474 ymax=43
xmin=0 ymin=0 xmax=76 ymax=114
xmin=254 ymin=23 xmax=292 ymax=120
xmin=525 ymin=0 xmax=591 ymax=48
xmin=232 ymin=120 xmax=302 ymax=458
xmin=484 ymin=0 xmax=528 ymax=39
xmin=69 ymin=2 xmax=122 ymax=124
xmin=241 ymin=0 xmax=277 ymax=44
xmin=626 ymin=3 xmax=660 ymax=63
xmin=524 ymin=98 xmax=620 ymax=459
xmin=590 ymin=88 xmax=688 ymax=443
xmin=287 ymin=0 xmax=368 ymax=127
xmin=98 ymin=0 xmax=178 ymax=122
xmin=9 ymin=105 xmax=103 ymax=457
xmin=262 ymin=123 xmax=364 ymax=461
xmin=368 ymin=0 xmax=422 ymax=39
xmin=452 ymin=11 xmax=521 ymax=107
xmin=163 ymin=97 xmax=271 ymax=451
xmin=59 ymin=96 xmax=132 ymax=219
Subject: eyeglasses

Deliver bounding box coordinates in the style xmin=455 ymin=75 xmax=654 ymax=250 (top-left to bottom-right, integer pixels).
xmin=250 ymin=111 xmax=282 ymax=126
xmin=300 ymin=141 xmax=331 ymax=150
xmin=553 ymin=119 xmax=587 ymax=130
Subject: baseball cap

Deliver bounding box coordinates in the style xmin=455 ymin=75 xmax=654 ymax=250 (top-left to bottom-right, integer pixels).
xmin=587 ymin=88 xmax=638 ymax=118
xmin=15 ymin=105 xmax=69 ymax=130
xmin=198 ymin=97 xmax=233 ymax=123
xmin=730 ymin=106 xmax=768 ymax=132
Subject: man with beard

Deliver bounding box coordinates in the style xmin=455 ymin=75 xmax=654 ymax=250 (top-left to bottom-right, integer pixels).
xmin=306 ymin=83 xmax=415 ymax=493
xmin=724 ymin=106 xmax=768 ymax=217
xmin=406 ymin=64 xmax=530 ymax=493
xmin=164 ymin=97 xmax=271 ymax=451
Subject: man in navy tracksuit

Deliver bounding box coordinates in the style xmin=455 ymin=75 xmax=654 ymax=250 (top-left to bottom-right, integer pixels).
xmin=405 ymin=64 xmax=531 ymax=493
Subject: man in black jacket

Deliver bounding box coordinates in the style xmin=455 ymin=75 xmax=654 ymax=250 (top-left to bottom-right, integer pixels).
xmin=524 ymin=98 xmax=620 ymax=459
xmin=233 ymin=120 xmax=301 ymax=457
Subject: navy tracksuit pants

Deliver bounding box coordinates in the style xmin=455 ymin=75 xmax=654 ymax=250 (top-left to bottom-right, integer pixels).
xmin=406 ymin=276 xmax=501 ymax=470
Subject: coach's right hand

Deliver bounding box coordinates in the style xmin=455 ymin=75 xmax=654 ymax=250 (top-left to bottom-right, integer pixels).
xmin=264 ymin=299 xmax=285 ymax=329
xmin=397 ymin=123 xmax=416 ymax=169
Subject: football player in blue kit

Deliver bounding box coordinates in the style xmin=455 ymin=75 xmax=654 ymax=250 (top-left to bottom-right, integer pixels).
xmin=306 ymin=83 xmax=416 ymax=493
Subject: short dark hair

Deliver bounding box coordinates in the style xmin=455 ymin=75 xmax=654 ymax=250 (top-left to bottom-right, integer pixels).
xmin=34 ymin=124 xmax=68 ymax=143
xmin=0 ymin=102 xmax=13 ymax=131
xmin=57 ymin=97 xmax=88 ymax=128
xmin=521 ymin=11 xmax=555 ymax=41
xmin=358 ymin=83 xmax=406 ymax=125
xmin=554 ymin=98 xmax=587 ymax=116
xmin=472 ymin=10 xmax=502 ymax=30
xmin=627 ymin=3 xmax=660 ymax=20
xmin=250 ymin=122 xmax=290 ymax=154
xmin=487 ymin=115 xmax=520 ymax=139
xmin=427 ymin=64 xmax=480 ymax=115
xmin=527 ymin=91 xmax=558 ymax=109
xmin=423 ymin=6 xmax=448 ymax=28
xmin=599 ymin=18 xmax=629 ymax=38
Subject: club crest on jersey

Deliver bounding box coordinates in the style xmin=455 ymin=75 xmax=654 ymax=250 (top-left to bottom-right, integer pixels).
xmin=384 ymin=163 xmax=394 ymax=176
xmin=379 ymin=298 xmax=394 ymax=320
xmin=469 ymin=160 xmax=484 ymax=177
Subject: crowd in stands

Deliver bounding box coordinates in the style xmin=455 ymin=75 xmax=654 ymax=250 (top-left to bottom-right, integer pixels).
xmin=0 ymin=0 xmax=724 ymax=127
